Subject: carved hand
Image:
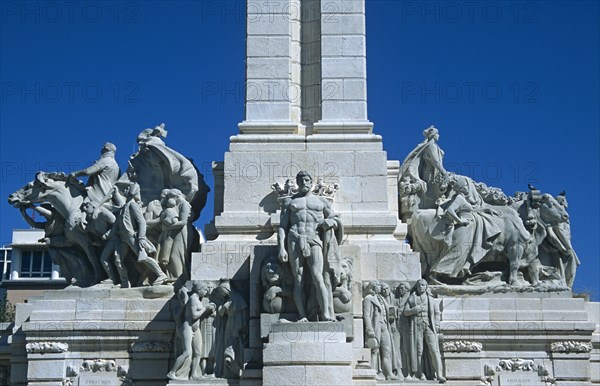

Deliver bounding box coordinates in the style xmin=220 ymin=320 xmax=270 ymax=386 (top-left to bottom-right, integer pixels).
xmin=278 ymin=249 xmax=289 ymax=263
xmin=320 ymin=219 xmax=337 ymax=230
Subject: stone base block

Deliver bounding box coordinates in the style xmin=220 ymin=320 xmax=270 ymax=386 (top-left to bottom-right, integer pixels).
xmin=263 ymin=322 xmax=353 ymax=385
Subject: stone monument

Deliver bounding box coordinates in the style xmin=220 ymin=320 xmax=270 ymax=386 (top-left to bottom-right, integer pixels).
xmin=3 ymin=0 xmax=598 ymax=385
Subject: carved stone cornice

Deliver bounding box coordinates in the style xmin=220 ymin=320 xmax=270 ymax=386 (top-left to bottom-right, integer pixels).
xmin=443 ymin=340 xmax=483 ymax=352
xmin=26 ymin=342 xmax=68 ymax=353
xmin=550 ymin=341 xmax=592 ymax=353
xmin=130 ymin=341 xmax=171 ymax=353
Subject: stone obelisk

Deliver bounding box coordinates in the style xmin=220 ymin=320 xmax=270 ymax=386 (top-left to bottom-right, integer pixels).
xmin=193 ymin=1 xmax=420 ymax=382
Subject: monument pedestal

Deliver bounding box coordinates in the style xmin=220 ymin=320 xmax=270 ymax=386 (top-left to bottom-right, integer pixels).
xmin=439 ymin=295 xmax=596 ymax=385
xmin=11 ymin=285 xmax=175 ymax=386
xmin=262 ymin=322 xmax=353 ymax=386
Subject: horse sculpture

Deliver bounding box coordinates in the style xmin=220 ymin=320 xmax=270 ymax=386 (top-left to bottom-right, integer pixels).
xmin=411 ymin=189 xmax=569 ymax=286
xmin=8 ymin=172 xmax=104 ymax=285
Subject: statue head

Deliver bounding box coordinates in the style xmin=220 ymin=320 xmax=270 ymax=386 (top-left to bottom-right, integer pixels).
xmin=454 ymin=176 xmax=470 ymax=196
xmin=192 ymin=280 xmax=209 ymax=297
xmin=423 ymin=125 xmax=439 ymax=141
xmin=396 ymin=281 xmax=410 ymax=297
xmin=380 ymin=282 xmax=391 ymax=297
xmin=101 ymin=142 xmax=116 ymax=155
xmin=367 ymin=280 xmax=380 ymax=295
xmin=261 ymin=257 xmax=282 ymax=287
xmin=81 ymin=202 xmax=95 ymax=216
xmin=339 ymin=257 xmax=353 ymax=283
xmin=125 ymin=183 xmax=141 ymax=202
xmin=296 ymin=171 xmax=313 ymax=193
xmin=415 ymin=279 xmax=428 ymax=295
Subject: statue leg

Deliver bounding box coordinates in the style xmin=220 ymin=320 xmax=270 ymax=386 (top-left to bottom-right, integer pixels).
xmin=506 ymin=244 xmax=523 ymax=285
xmin=114 ymin=241 xmax=130 ymax=288
xmin=380 ymin=328 xmax=397 ymax=380
xmin=100 ymin=240 xmax=118 ymax=284
xmin=528 ymin=258 xmax=541 ymax=286
xmin=415 ymin=325 xmax=425 ymax=380
xmin=73 ymin=230 xmax=104 ymax=283
xmin=288 ymin=250 xmax=307 ymax=321
xmin=168 ymin=324 xmax=193 ymax=380
xmin=308 ymin=246 xmax=334 ymax=321
xmin=190 ymin=330 xmax=203 ymax=380
xmin=142 ymin=257 xmax=167 ymax=286
xmin=424 ymin=329 xmax=445 ymax=382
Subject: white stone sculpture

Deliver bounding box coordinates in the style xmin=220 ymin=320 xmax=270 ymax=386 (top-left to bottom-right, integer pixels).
xmin=7 ymin=124 xmax=209 ymax=287
xmin=276 ymin=171 xmax=343 ymax=322
xmin=168 ymin=280 xmax=214 ymax=381
xmin=363 ymin=280 xmax=398 ymax=381
xmin=401 ymin=128 xmax=577 ymax=290
xmin=402 ymin=279 xmax=446 ymax=383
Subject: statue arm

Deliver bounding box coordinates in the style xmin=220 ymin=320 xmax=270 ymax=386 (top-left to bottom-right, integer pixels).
xmin=362 ymin=298 xmax=375 ymax=336
xmin=432 ymin=298 xmax=441 ymax=330
xmin=130 ymin=203 xmax=148 ymax=239
xmin=163 ymin=202 xmax=191 ymax=231
xmin=321 ymin=200 xmax=339 ymax=230
xmin=73 ymin=159 xmax=105 ymax=177
xmin=445 ymin=195 xmax=469 ymax=225
xmin=403 ymin=297 xmax=420 ymax=316
xmin=190 ymin=299 xmax=207 ymax=320
xmin=278 ymin=202 xmax=290 ymax=261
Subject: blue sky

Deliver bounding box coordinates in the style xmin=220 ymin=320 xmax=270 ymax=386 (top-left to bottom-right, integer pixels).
xmin=1 ymin=1 xmax=598 ymax=298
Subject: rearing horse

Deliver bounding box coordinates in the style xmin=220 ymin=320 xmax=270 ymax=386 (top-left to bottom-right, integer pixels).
xmin=8 ymin=172 xmax=104 ymax=283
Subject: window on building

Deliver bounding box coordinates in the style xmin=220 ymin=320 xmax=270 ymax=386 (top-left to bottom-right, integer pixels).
xmin=20 ymin=250 xmax=52 ymax=278
xmin=0 ymin=248 xmax=11 ymax=282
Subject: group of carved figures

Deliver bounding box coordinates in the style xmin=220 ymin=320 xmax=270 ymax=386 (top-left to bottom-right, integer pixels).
xmin=363 ymin=279 xmax=446 ymax=382
xmin=7 ymin=125 xmax=583 ymax=382
xmin=168 ymin=279 xmax=248 ymax=381
xmin=7 ymin=124 xmax=209 ymax=288
xmin=400 ymin=126 xmax=579 ymax=288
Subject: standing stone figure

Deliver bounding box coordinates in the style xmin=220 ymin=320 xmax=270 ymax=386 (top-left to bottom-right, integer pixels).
xmin=363 ymin=281 xmax=398 ymax=381
xmin=278 ymin=171 xmax=343 ymax=322
xmin=213 ymin=280 xmax=248 ymax=379
xmin=399 ymin=126 xmax=448 ymax=209
xmin=112 ymin=182 xmax=167 ymax=287
xmin=543 ymin=192 xmax=580 ymax=287
xmin=69 ymin=142 xmax=120 ymax=205
xmin=168 ymin=281 xmax=215 ymax=381
xmin=403 ymin=279 xmax=446 ymax=383
xmin=394 ymin=281 xmax=415 ymax=379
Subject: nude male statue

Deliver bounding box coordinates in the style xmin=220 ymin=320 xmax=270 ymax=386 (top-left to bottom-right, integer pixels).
xmin=278 ymin=171 xmax=341 ymax=322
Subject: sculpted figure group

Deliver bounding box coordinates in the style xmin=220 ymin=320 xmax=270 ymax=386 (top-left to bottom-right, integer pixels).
xmin=363 ymin=280 xmax=446 ymax=383
xmin=168 ymin=279 xmax=248 ymax=381
xmin=400 ymin=126 xmax=578 ymax=289
xmin=8 ymin=124 xmax=209 ymax=288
